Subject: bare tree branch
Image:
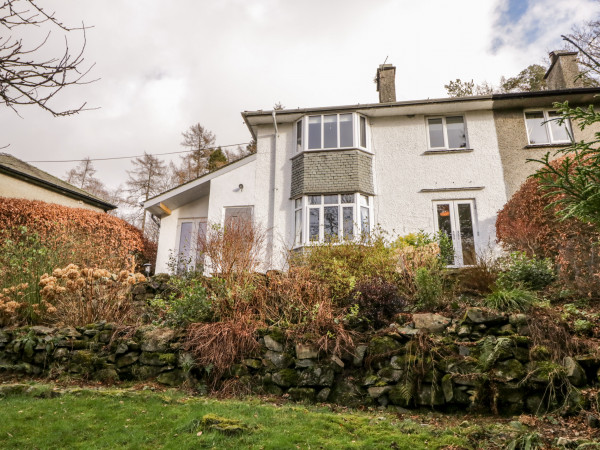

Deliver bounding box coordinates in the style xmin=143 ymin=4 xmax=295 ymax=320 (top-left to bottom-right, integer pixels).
xmin=0 ymin=0 xmax=96 ymax=116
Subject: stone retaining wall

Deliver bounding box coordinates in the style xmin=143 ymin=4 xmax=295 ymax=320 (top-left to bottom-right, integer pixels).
xmin=1 ymin=308 xmax=598 ymax=415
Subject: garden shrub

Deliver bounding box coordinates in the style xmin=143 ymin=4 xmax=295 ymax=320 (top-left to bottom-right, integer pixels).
xmin=496 ymin=252 xmax=555 ymax=291
xmin=496 ymin=175 xmax=600 ymax=297
xmin=151 ymin=275 xmax=212 ymax=327
xmin=294 ymin=234 xmax=398 ymax=304
xmin=352 ymin=277 xmax=407 ymax=329
xmin=39 ymin=264 xmax=146 ymax=326
xmin=414 ymin=267 xmax=444 ymax=309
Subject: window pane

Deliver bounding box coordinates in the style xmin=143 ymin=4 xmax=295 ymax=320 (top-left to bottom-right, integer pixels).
xmin=360 ymin=116 xmax=367 ymax=148
xmin=323 ymin=115 xmax=338 ymax=148
xmin=428 ymin=118 xmax=445 ymax=148
xmin=178 ymin=222 xmax=194 ymax=258
xmin=296 ymin=120 xmax=302 ymax=152
xmin=457 ymin=203 xmax=476 ymax=265
xmin=341 ymin=194 xmax=354 ymax=204
xmin=446 ymin=116 xmax=467 ymax=148
xmin=196 ymin=222 xmax=207 ymax=268
xmin=309 ymin=195 xmax=321 ymax=205
xmin=340 ymin=114 xmax=353 ymax=147
xmin=324 ymin=194 xmax=338 ymax=204
xmin=343 ymin=206 xmax=354 ymax=239
xmin=178 ymin=222 xmax=194 ymax=273
xmin=308 ymin=116 xmax=321 ymax=149
xmin=360 ymin=206 xmax=370 ymax=235
xmin=360 ymin=194 xmax=369 ymax=206
xmin=548 ymin=111 xmax=571 ymax=142
xmin=295 ymin=198 xmax=302 ymax=209
xmin=309 ymin=208 xmax=320 ymax=241
xmin=525 ymin=112 xmax=549 ymax=144
xmin=295 ymin=209 xmax=302 ymax=245
xmin=324 ymin=206 xmax=339 ymax=241
xmin=436 ymin=204 xmax=454 ymax=264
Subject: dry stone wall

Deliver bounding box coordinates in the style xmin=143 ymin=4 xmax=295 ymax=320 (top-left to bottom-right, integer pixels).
xmin=1 ymin=308 xmax=599 ymax=415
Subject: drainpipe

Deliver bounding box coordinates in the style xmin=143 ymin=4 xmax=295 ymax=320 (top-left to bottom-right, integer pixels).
xmin=268 ymin=110 xmax=279 ymax=268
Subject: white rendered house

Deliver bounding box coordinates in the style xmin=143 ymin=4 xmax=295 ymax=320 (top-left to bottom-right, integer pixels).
xmin=145 ymin=54 xmax=600 ymax=274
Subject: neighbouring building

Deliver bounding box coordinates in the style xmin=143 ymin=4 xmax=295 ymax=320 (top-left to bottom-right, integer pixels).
xmin=145 ymin=51 xmax=600 ymax=273
xmin=0 ymin=153 xmax=116 ymax=212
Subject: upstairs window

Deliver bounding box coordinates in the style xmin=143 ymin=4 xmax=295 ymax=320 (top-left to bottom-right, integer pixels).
xmin=524 ymin=110 xmax=572 ymax=145
xmin=427 ymin=116 xmax=468 ymax=150
xmin=296 ymin=113 xmax=368 ymax=152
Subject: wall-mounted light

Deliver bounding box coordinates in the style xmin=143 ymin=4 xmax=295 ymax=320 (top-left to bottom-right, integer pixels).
xmin=238 ymin=184 xmax=244 ymax=191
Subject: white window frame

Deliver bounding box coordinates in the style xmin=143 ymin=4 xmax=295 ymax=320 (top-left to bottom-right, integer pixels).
xmin=426 ymin=115 xmax=468 ymax=150
xmin=295 ymin=113 xmax=370 ymax=153
xmin=175 ymin=217 xmax=207 ymax=273
xmin=523 ymin=109 xmax=573 ymax=145
xmin=293 ymin=193 xmax=372 ymax=247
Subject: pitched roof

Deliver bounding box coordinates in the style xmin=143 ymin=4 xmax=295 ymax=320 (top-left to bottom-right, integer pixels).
xmin=0 ymin=153 xmax=116 ymax=211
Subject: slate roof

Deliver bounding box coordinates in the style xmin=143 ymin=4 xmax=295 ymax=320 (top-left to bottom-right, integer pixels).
xmin=0 ymin=153 xmax=116 ymax=211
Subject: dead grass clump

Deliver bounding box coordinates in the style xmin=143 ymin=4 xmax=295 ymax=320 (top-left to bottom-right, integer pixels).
xmin=457 ymin=253 xmax=500 ymax=296
xmin=527 ymin=307 xmax=578 ymax=361
xmin=184 ymin=319 xmax=260 ymax=383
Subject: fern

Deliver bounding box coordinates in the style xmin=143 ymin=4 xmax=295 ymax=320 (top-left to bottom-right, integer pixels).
xmin=478 ymin=337 xmax=513 ymax=371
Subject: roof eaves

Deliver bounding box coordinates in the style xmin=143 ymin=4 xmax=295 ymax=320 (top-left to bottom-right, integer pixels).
xmin=0 ymin=164 xmax=116 ymax=211
xmin=145 ymin=152 xmax=256 ymax=205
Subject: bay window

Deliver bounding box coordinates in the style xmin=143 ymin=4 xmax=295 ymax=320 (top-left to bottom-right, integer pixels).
xmin=296 ymin=113 xmax=369 ymax=152
xmin=294 ymin=193 xmax=372 ymax=245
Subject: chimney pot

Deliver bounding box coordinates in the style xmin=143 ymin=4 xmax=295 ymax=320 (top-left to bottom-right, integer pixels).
xmin=376 ymin=64 xmax=396 ymax=103
xmin=544 ymin=50 xmax=582 ymax=90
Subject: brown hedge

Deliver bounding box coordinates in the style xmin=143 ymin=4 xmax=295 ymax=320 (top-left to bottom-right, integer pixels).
xmin=0 ymin=197 xmax=156 ymax=270
xmin=496 ymin=175 xmax=600 ymax=297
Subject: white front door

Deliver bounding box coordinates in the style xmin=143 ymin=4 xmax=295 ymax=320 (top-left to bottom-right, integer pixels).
xmin=433 ymin=200 xmax=477 ymax=266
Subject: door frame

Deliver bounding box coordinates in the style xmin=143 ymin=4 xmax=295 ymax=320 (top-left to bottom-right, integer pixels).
xmin=432 ymin=199 xmax=478 ymax=267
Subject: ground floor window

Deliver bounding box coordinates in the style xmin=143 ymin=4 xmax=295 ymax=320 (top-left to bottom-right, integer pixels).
xmin=293 ymin=193 xmax=372 ymax=246
xmin=176 ymin=218 xmax=207 ymax=273
xmin=432 ymin=199 xmax=477 ymax=266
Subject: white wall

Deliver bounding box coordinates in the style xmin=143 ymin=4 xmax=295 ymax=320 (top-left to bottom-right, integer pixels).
xmin=253 ymin=123 xmax=294 ymax=270
xmin=154 ymin=159 xmax=258 ymax=273
xmin=371 ymin=110 xmax=507 ymax=255
xmin=155 ymin=196 xmax=209 ymax=273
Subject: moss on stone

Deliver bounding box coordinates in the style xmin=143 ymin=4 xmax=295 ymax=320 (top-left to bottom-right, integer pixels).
xmin=368 ymin=336 xmax=402 ymax=357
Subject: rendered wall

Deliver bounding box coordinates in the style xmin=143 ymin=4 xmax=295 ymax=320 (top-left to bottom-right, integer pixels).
xmin=0 ymin=173 xmax=105 ymax=212
xmin=371 ymin=110 xmax=507 ymax=255
xmin=154 ymin=160 xmax=257 ymax=274
xmin=493 ymin=107 xmax=599 ymax=200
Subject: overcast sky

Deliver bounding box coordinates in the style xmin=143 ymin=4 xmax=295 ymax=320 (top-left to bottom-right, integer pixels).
xmin=2 ymin=0 xmax=598 ymax=191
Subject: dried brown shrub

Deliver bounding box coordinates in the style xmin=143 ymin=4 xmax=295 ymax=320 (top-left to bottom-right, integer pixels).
xmin=255 ymin=267 xmax=355 ymax=357
xmin=496 ymin=174 xmax=600 ymax=297
xmin=39 ymin=264 xmax=146 ymax=326
xmin=0 ymin=197 xmax=156 ymax=270
xmin=183 ymin=319 xmax=260 ymax=383
xmin=526 ymin=307 xmax=579 ymax=361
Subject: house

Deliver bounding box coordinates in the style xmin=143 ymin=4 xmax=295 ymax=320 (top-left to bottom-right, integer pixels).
xmin=145 ymin=51 xmax=600 ymax=273
xmin=0 ymin=153 xmax=116 ymax=212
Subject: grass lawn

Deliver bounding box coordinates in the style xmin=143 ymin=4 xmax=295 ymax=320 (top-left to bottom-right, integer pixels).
xmin=0 ymin=385 xmax=485 ymax=449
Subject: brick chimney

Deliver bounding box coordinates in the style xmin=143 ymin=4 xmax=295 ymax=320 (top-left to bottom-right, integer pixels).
xmin=544 ymin=50 xmax=583 ymax=90
xmin=376 ymin=64 xmax=396 ymax=103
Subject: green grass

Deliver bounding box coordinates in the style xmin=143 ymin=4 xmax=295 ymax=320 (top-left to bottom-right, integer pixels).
xmin=0 ymin=386 xmax=473 ymax=449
